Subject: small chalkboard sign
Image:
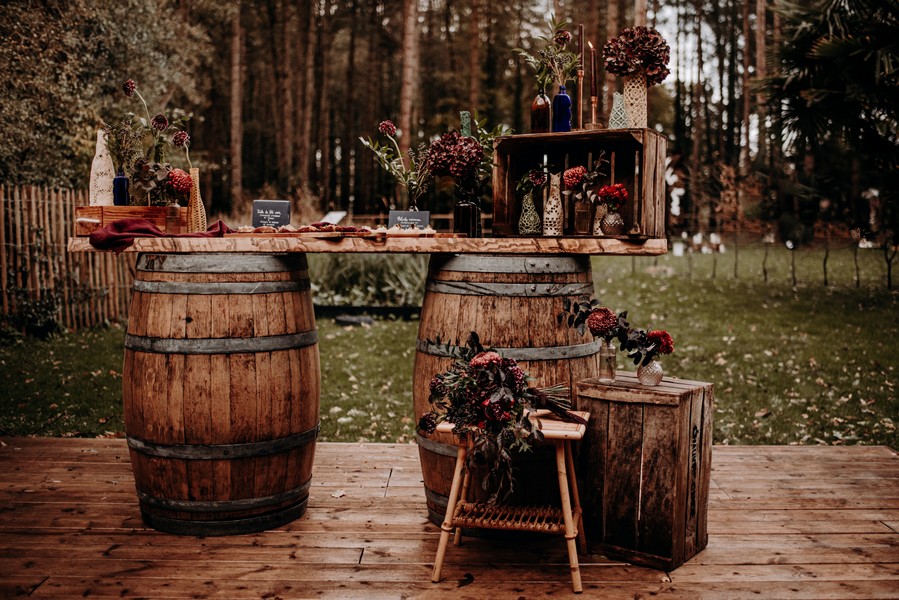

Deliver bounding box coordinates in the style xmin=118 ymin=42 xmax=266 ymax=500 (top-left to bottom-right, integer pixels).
xmin=388 ymin=210 xmax=430 ymax=230
xmin=252 ymin=200 xmax=290 ymax=228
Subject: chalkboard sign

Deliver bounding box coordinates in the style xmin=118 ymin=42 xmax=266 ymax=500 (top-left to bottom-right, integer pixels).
xmin=252 ymin=200 xmax=290 ymax=228
xmin=388 ymin=210 xmax=430 ymax=230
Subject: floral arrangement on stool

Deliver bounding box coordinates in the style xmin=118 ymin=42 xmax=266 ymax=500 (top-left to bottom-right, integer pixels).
xmin=631 ymin=329 xmax=675 ymax=386
xmin=596 ymin=183 xmax=628 ymax=235
xmin=603 ymin=26 xmax=671 ymax=128
xmin=417 ymin=333 xmax=583 ymax=503
xmin=516 ymin=168 xmax=547 ymax=235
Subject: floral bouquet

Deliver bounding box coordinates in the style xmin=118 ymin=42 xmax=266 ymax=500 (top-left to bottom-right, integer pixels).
xmin=418 ymin=333 xmax=584 ymax=503
xmin=516 ymin=18 xmax=581 ymax=90
xmin=360 ymin=120 xmax=431 ymax=210
xmin=104 ymin=79 xmax=194 ymax=206
xmin=596 ymin=183 xmax=628 ymax=212
xmin=516 ymin=168 xmax=548 ymax=196
xmin=602 ymin=26 xmax=671 ymax=86
xmin=425 ymin=130 xmax=484 ymax=195
xmin=562 ymin=163 xmax=603 ymax=204
xmin=630 ymin=329 xmax=675 ymax=366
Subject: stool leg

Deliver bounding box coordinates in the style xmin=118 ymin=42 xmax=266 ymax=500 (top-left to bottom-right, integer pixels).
xmin=556 ymin=442 xmax=582 ymax=593
xmin=454 ymin=468 xmax=472 ymax=546
xmin=432 ymin=446 xmax=467 ymax=583
xmin=565 ymin=442 xmax=587 ymax=554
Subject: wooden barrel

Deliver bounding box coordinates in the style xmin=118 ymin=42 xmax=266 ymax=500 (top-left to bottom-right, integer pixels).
xmin=123 ymin=253 xmax=320 ymax=536
xmin=413 ymin=254 xmax=599 ymax=525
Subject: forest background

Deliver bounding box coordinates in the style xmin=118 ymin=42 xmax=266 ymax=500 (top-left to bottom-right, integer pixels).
xmin=1 ymin=0 xmax=896 ymax=246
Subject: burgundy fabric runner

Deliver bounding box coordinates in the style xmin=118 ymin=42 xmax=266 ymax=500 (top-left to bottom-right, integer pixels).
xmin=89 ymin=219 xmax=234 ymax=254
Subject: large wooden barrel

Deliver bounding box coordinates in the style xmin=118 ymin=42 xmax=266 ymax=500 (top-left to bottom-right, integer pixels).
xmin=123 ymin=253 xmax=320 ymax=535
xmin=413 ymin=254 xmax=599 ymax=525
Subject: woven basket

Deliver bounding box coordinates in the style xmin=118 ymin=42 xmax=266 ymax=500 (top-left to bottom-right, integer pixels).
xmin=623 ymin=72 xmax=648 ymax=129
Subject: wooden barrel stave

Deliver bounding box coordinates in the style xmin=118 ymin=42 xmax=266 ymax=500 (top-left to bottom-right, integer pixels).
xmin=414 ymin=254 xmax=599 ymax=525
xmin=124 ymin=253 xmax=319 ymax=535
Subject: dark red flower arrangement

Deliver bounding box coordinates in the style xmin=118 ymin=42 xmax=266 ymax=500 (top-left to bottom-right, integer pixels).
xmin=602 ymin=25 xmax=671 ymax=86
xmin=418 ymin=333 xmax=583 ymax=503
xmin=597 ymin=183 xmax=628 ymax=212
xmin=646 ymin=330 xmax=675 ymax=358
xmin=425 ymin=130 xmax=484 ymax=189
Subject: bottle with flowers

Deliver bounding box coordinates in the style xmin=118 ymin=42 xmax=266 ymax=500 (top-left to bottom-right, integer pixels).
xmin=516 ymin=18 xmax=581 ymax=133
xmin=424 ymin=130 xmax=485 ymax=237
xmin=113 ymin=79 xmax=195 ymax=208
xmin=595 ymin=183 xmax=628 ymax=235
xmin=515 ymin=168 xmax=547 ymax=235
xmin=602 ymin=26 xmax=671 ymax=128
xmin=631 ymin=329 xmax=675 ymax=386
xmin=417 ymin=333 xmax=583 ymax=504
xmin=360 ymin=120 xmax=431 ymax=210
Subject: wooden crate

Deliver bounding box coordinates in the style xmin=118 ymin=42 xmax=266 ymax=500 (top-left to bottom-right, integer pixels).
xmin=74 ymin=206 xmax=188 ymax=236
xmin=491 ymin=128 xmax=667 ymax=239
xmin=575 ymin=372 xmax=713 ymax=571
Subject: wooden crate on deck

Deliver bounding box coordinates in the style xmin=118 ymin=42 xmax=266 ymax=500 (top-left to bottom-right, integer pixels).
xmin=575 ymin=372 xmax=713 ymax=571
xmin=491 ymin=129 xmax=667 ymax=239
xmin=74 ymin=206 xmax=188 ymax=236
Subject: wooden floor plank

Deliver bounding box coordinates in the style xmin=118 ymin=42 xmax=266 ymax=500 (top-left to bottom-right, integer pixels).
xmin=0 ymin=438 xmax=897 ymax=598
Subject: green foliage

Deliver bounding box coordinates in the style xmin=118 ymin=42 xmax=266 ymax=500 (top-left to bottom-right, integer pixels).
xmin=0 ymin=0 xmax=222 ymax=187
xmin=308 ymin=254 xmax=427 ymax=307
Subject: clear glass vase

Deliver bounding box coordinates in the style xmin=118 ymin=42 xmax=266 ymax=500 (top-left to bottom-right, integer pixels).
xmin=600 ymin=210 xmax=625 ymax=235
xmin=637 ymin=360 xmax=664 ymax=386
xmin=597 ymin=340 xmax=617 ymax=382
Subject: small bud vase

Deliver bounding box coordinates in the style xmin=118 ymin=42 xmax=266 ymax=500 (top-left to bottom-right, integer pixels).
xmin=530 ymin=88 xmax=551 ymax=133
xmin=518 ymin=191 xmax=541 ymax=235
xmin=600 ymin=210 xmax=625 ymax=235
xmin=637 ymin=360 xmax=664 ymax=386
xmin=597 ymin=340 xmax=617 ymax=382
xmin=187 ymin=167 xmax=207 ymax=232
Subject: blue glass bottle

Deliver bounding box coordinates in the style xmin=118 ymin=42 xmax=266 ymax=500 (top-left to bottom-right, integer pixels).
xmin=113 ymin=170 xmax=129 ymax=206
xmin=551 ymin=85 xmax=572 ymax=132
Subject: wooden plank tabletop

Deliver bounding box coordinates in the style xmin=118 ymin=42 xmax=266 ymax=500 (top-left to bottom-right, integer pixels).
xmin=1 ymin=438 xmax=897 ymax=598
xmin=67 ymin=235 xmax=668 ymax=255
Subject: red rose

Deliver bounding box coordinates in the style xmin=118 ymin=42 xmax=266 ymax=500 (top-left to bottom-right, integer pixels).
xmin=647 ymin=330 xmax=674 ymax=355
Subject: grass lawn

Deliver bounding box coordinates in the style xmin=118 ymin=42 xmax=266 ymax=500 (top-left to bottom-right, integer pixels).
xmin=1 ymin=241 xmax=896 ymax=448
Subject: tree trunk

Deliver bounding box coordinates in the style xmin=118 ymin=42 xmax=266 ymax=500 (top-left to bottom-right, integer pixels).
xmin=230 ymin=4 xmax=243 ymax=208
xmin=295 ymin=0 xmax=314 ymax=192
xmin=635 ymin=0 xmax=647 ymax=26
xmin=690 ymin=0 xmax=704 ymax=232
xmin=755 ymin=0 xmax=768 ymax=166
xmin=740 ymin=0 xmax=751 ymax=173
xmin=398 ymin=0 xmax=419 ymax=165
xmin=468 ymin=0 xmax=481 ymax=110
xmin=340 ymin=0 xmax=358 ymax=209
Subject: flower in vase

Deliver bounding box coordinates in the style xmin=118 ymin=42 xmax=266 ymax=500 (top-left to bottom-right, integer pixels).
xmin=378 ymin=120 xmax=397 ymax=136
xmin=172 ymin=130 xmax=193 ymax=169
xmin=516 ymin=17 xmax=581 ymax=89
xmin=625 ymin=328 xmax=675 ymax=366
xmin=425 ymin=130 xmax=484 ymax=190
xmin=151 ymin=114 xmax=169 ymax=131
xmin=647 ymin=330 xmax=675 ymax=356
xmin=561 ymin=153 xmax=608 ymax=203
xmin=563 ymin=166 xmax=587 ymax=189
xmin=602 ymin=26 xmax=671 ymax=86
xmin=361 ymin=120 xmax=430 ymax=209
xmin=596 ymin=183 xmax=628 ymax=212
xmin=587 ymin=307 xmax=618 ymax=339
xmin=122 ymin=79 xmax=136 ymax=97
xmin=168 ymin=168 xmax=192 ymax=195
xmin=516 ymin=168 xmax=548 ymax=196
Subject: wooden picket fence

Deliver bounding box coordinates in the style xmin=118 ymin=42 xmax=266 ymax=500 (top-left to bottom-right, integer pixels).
xmin=0 ymin=185 xmax=135 ymax=332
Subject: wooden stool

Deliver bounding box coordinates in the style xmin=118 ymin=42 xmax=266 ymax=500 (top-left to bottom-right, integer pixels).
xmin=430 ymin=410 xmax=590 ymax=593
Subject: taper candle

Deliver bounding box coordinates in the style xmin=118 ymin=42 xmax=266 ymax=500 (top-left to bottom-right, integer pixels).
xmin=588 ymin=41 xmax=597 ymax=98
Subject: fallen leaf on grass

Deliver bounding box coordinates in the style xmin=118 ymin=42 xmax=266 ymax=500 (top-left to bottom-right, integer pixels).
xmin=754 ymin=409 xmax=771 ymax=418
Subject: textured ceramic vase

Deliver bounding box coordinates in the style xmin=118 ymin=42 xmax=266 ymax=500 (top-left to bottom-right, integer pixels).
xmin=637 ymin=360 xmax=664 ymax=386
xmin=543 ymin=174 xmax=564 ymax=236
xmin=518 ymin=191 xmax=541 ymax=235
xmin=623 ymin=72 xmax=648 ymax=128
xmin=600 ymin=211 xmax=625 ymax=235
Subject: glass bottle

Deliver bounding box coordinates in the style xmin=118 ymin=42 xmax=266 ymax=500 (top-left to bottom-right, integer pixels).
xmin=551 ymin=85 xmax=572 ymax=133
xmin=531 ymin=87 xmax=551 ymax=134
xmin=453 ymin=198 xmax=479 ymax=238
xmin=597 ymin=340 xmax=617 ymax=382
xmin=113 ymin=170 xmax=129 ymax=206
xmin=573 ymin=198 xmax=593 ymax=235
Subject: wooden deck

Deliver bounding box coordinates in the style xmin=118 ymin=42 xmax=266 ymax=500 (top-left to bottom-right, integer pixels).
xmin=1 ymin=439 xmax=897 ymax=599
